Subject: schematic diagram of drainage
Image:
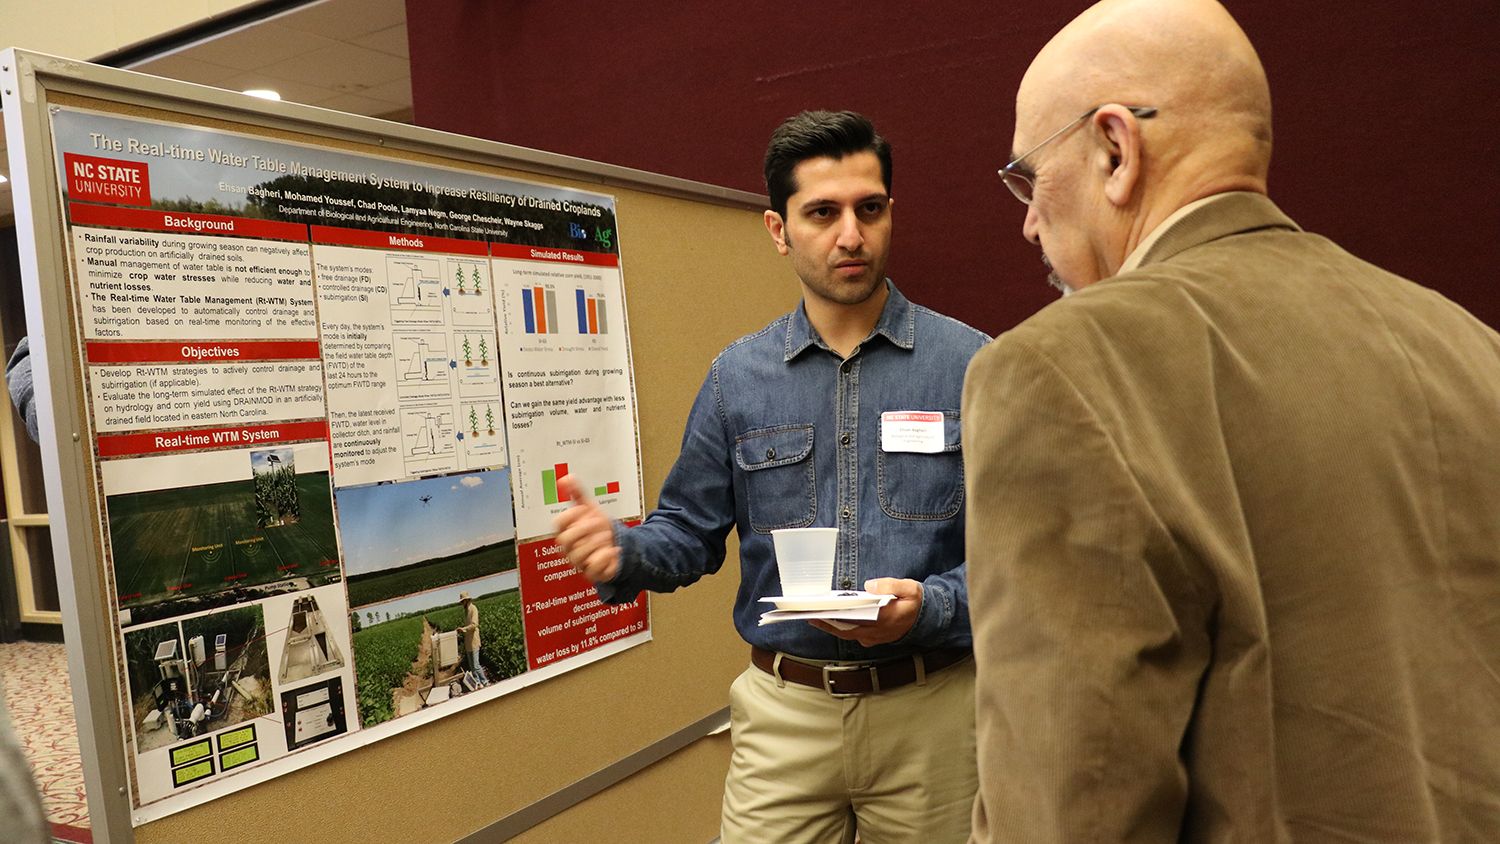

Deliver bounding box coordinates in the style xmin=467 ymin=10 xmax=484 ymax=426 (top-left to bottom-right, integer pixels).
xmin=387 ymin=254 xmax=443 ymax=323
xmin=394 ymin=333 xmax=452 ymax=402
xmin=400 ymin=406 xmax=457 ymax=474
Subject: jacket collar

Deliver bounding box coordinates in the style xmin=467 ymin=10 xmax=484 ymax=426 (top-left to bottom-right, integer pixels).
xmin=784 ymin=279 xmax=915 ymax=361
xmin=1131 ymin=191 xmax=1302 ymax=271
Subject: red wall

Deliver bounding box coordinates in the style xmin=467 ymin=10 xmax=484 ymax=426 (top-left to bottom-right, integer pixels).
xmin=408 ymin=1 xmax=1498 ymax=336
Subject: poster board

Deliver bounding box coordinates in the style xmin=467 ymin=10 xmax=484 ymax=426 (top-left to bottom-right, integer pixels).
xmin=3 ymin=51 xmax=790 ymax=842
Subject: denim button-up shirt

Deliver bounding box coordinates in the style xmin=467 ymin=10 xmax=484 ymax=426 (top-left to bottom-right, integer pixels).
xmin=599 ymin=282 xmax=989 ymax=661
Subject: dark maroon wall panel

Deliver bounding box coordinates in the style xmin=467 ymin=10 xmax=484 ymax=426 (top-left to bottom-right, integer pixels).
xmin=408 ymin=1 xmax=1498 ymax=335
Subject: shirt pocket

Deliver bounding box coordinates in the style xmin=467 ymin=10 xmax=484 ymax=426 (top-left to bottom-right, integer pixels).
xmin=877 ymin=410 xmax=963 ymax=521
xmin=735 ymin=423 xmax=817 ymax=533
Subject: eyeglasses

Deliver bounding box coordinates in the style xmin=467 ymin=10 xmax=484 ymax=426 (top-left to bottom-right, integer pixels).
xmin=997 ymin=105 xmax=1158 ymax=205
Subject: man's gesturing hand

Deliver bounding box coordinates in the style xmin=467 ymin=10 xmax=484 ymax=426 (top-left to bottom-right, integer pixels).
xmin=552 ymin=475 xmax=621 ymax=583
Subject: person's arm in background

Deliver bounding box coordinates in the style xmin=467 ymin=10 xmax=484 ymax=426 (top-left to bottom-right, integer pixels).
xmin=5 ymin=337 xmax=39 ymax=443
xmin=962 ymin=335 xmax=1212 ymax=844
xmin=555 ymin=362 xmax=736 ymax=599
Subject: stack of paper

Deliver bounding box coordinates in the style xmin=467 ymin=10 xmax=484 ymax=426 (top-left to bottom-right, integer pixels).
xmin=757 ymin=591 xmax=895 ymax=628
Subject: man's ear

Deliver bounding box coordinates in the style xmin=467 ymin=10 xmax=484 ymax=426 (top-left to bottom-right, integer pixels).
xmin=1094 ymin=105 xmax=1144 ymax=208
xmin=764 ymin=209 xmax=790 ymax=255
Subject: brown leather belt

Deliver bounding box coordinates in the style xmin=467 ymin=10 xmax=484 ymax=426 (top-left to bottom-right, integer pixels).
xmin=751 ymin=645 xmax=970 ymax=698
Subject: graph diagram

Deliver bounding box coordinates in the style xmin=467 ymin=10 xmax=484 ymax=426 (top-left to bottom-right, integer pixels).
xmin=540 ymin=462 xmax=620 ymax=504
xmin=575 ymin=289 xmax=610 ymax=335
xmin=521 ymin=285 xmax=561 ymax=334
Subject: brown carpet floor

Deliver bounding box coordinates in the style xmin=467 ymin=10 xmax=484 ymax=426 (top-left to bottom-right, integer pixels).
xmin=0 ymin=640 xmax=91 ymax=843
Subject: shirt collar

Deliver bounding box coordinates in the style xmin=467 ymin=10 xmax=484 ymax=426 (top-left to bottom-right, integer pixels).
xmin=784 ymin=279 xmax=915 ymax=361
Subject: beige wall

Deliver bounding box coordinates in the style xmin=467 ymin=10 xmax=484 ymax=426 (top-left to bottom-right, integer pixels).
xmin=0 ymin=0 xmax=258 ymax=60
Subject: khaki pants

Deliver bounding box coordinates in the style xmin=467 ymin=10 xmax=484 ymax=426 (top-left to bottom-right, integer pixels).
xmin=721 ymin=657 xmax=977 ymax=844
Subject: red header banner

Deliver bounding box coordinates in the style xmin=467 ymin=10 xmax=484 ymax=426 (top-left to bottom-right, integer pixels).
xmin=85 ymin=340 xmax=321 ymax=364
xmin=96 ymin=420 xmax=329 ymax=458
xmin=69 ymin=201 xmax=307 ymax=241
xmin=490 ymin=243 xmax=619 ymax=267
xmin=309 ymin=225 xmax=488 ymax=256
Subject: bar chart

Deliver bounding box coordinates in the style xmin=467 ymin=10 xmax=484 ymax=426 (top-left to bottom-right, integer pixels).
xmin=541 ymin=462 xmax=621 ymax=504
xmin=521 ymin=285 xmax=561 ymax=334
xmin=575 ymin=289 xmax=609 ymax=335
xmin=492 ymin=251 xmax=641 ymax=539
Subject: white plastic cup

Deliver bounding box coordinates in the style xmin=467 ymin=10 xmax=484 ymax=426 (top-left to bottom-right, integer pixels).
xmin=770 ymin=527 xmax=839 ymax=595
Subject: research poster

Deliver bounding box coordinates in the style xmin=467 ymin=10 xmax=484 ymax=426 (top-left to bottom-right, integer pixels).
xmin=47 ymin=107 xmax=649 ymax=817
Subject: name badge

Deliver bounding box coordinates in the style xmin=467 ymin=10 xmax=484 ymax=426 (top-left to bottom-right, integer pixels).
xmin=880 ymin=411 xmax=944 ymax=453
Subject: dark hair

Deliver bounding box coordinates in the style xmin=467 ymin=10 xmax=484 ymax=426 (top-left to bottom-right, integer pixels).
xmin=763 ymin=110 xmax=892 ymax=218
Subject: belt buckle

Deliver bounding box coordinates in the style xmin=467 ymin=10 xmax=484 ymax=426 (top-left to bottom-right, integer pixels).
xmin=821 ymin=662 xmax=878 ymax=698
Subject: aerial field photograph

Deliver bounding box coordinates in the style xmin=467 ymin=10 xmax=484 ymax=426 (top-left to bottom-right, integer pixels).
xmin=107 ymin=445 xmax=341 ymax=626
xmin=336 ymin=467 xmax=516 ymax=608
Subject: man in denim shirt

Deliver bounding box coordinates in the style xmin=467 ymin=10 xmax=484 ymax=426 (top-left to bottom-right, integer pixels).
xmin=555 ymin=111 xmax=988 ymax=843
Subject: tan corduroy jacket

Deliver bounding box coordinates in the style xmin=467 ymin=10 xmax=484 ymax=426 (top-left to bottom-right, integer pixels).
xmin=963 ymin=192 xmax=1500 ymax=843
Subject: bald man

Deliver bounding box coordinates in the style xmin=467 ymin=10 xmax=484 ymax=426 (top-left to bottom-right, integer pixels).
xmin=963 ymin=1 xmax=1500 ymax=841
